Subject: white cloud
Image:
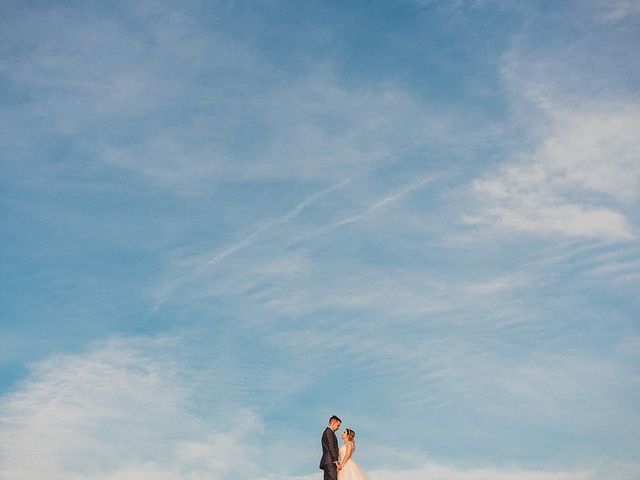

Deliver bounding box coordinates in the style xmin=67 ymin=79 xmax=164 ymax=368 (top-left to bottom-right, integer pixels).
xmin=165 ymin=248 xmax=531 ymax=321
xmin=0 ymin=337 xmax=262 ymax=480
xmin=1 ymin=4 xmax=455 ymax=194
xmin=467 ymin=14 xmax=640 ymax=242
xmin=599 ymin=0 xmax=640 ymax=21
xmin=368 ymin=463 xmax=590 ymax=480
xmin=467 ymin=103 xmax=640 ymax=240
xmin=267 ymin=270 xmax=526 ymax=318
xmin=1 ymin=326 xmax=635 ymax=480
xmin=274 ymin=460 xmax=597 ymax=480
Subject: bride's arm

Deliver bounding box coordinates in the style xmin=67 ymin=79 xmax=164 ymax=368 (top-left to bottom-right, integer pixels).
xmin=339 ymin=442 xmax=354 ymax=468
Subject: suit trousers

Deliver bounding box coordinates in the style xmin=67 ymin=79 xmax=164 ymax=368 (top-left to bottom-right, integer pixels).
xmin=323 ymin=463 xmax=338 ymax=480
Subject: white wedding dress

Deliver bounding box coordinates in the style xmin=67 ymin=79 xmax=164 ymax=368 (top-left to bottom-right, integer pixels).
xmin=338 ymin=443 xmax=372 ymax=480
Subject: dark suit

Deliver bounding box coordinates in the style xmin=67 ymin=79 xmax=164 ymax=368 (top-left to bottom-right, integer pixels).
xmin=319 ymin=426 xmax=339 ymax=480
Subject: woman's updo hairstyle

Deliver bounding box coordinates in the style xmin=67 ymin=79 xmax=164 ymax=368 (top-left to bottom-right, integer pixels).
xmin=345 ymin=428 xmax=355 ymax=449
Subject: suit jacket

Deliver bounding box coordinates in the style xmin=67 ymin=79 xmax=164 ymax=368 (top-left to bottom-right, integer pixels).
xmin=319 ymin=426 xmax=339 ymax=469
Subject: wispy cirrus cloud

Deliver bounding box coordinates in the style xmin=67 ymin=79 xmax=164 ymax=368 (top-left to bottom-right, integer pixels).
xmin=599 ymin=0 xmax=640 ymax=21
xmin=199 ymin=177 xmax=352 ymax=269
xmin=153 ymin=173 xmax=440 ymax=310
xmin=367 ymin=463 xmax=591 ymax=480
xmin=275 ymin=462 xmax=592 ymax=480
xmin=0 ymin=3 xmax=455 ymax=194
xmin=288 ymin=174 xmax=439 ymax=246
xmin=466 ymin=103 xmax=640 ymax=240
xmin=3 ymin=333 xmax=637 ymax=479
xmin=2 ymin=1 xmax=639 ymax=479
xmin=463 ymin=6 xmax=640 ymax=242
xmin=0 ymin=337 xmax=263 ymax=480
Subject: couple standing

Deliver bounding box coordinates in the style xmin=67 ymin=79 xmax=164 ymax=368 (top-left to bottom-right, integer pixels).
xmin=319 ymin=415 xmax=372 ymax=480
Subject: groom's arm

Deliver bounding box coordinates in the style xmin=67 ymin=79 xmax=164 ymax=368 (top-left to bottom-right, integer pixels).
xmin=322 ymin=429 xmax=339 ymax=463
xmin=327 ymin=431 xmax=339 ymax=463
xmin=321 ymin=429 xmax=331 ymax=453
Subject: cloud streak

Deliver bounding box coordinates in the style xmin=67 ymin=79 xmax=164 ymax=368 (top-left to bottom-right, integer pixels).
xmin=0 ymin=337 xmax=263 ymax=480
xmin=289 ymin=174 xmax=438 ymax=246
xmin=466 ymin=103 xmax=640 ymax=240
xmin=201 ymin=178 xmax=352 ymax=268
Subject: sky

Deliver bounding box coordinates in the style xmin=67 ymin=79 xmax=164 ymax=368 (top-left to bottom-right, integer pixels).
xmin=1 ymin=0 xmax=639 ymax=479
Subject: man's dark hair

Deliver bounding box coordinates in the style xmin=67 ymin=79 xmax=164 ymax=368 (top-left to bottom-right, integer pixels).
xmin=329 ymin=415 xmax=342 ymax=424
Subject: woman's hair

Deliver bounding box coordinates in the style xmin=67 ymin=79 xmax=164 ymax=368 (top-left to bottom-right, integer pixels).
xmin=345 ymin=428 xmax=356 ymax=449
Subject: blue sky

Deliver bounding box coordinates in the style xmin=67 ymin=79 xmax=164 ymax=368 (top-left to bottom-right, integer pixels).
xmin=1 ymin=1 xmax=639 ymax=479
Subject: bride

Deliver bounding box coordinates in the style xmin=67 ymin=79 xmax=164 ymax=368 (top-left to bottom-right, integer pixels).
xmin=337 ymin=429 xmax=372 ymax=480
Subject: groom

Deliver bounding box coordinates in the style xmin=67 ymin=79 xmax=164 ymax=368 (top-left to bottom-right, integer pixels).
xmin=319 ymin=415 xmax=341 ymax=480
